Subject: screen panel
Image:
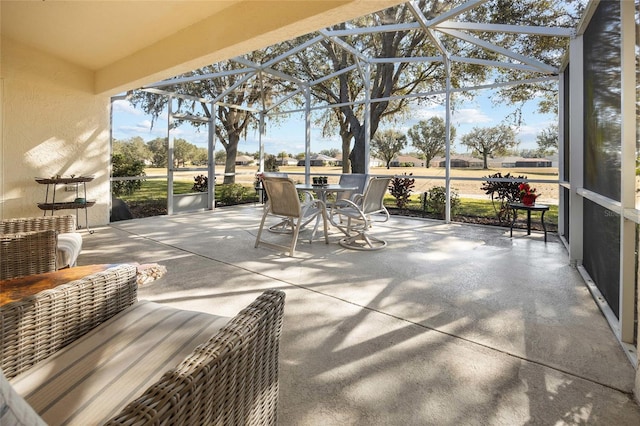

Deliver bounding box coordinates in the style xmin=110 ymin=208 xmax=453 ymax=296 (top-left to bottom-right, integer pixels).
xmin=582 ymin=199 xmax=620 ymax=317
xmin=563 ymin=66 xmax=570 ymax=181
xmin=563 ymin=187 xmax=569 ymax=242
xmin=583 ymin=0 xmax=621 ymax=201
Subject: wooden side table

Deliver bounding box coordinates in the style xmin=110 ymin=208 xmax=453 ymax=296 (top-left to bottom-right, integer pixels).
xmin=0 ymin=264 xmax=114 ymax=306
xmin=509 ymin=202 xmax=550 ymax=242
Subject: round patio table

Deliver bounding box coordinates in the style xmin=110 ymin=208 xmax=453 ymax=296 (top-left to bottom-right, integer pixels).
xmin=295 ymin=184 xmax=358 ymax=203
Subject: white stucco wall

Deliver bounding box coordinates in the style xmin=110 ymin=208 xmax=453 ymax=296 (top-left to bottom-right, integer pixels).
xmin=1 ymin=37 xmax=111 ymax=226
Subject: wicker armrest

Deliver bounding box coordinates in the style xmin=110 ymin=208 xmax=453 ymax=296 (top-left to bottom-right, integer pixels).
xmin=0 ymin=264 xmax=138 ymax=379
xmin=105 ymin=289 xmax=286 ymax=426
xmin=1 ymin=215 xmax=76 ymax=234
xmin=0 ymin=230 xmax=57 ymax=280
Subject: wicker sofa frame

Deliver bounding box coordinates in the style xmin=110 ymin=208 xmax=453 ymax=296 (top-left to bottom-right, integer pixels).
xmin=0 ymin=230 xmax=57 ymax=280
xmin=1 ymin=215 xmax=82 ymax=272
xmin=0 ymin=265 xmax=285 ymax=425
xmin=0 ymin=215 xmax=76 ymax=234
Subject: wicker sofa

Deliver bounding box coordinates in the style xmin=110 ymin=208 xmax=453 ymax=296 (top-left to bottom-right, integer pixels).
xmin=0 ymin=264 xmax=285 ymax=425
xmin=0 ymin=229 xmax=58 ymax=280
xmin=0 ymin=215 xmax=83 ymax=277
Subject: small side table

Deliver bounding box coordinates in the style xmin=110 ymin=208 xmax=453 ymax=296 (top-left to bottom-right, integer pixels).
xmin=0 ymin=264 xmax=115 ymax=306
xmin=509 ymin=202 xmax=550 ymax=242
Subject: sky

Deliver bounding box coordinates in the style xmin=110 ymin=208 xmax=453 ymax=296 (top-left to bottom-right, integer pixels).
xmin=112 ymin=86 xmax=557 ymax=157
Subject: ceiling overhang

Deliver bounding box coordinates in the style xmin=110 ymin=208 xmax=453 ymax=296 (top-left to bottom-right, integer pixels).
xmin=1 ymin=0 xmax=404 ymax=95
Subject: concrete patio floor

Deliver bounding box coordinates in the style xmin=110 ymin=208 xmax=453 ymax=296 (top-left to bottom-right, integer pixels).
xmin=78 ymin=204 xmax=640 ymax=425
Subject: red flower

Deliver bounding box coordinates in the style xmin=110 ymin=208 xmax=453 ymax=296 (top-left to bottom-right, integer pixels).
xmin=518 ymin=182 xmax=539 ymax=201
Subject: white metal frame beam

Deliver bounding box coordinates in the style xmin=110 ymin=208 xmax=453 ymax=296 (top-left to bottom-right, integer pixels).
xmin=144 ymin=68 xmax=252 ymax=89
xmin=436 ymin=27 xmax=559 ymax=74
xmin=450 ymin=56 xmax=544 ymax=73
xmin=323 ymin=22 xmax=419 ymax=37
xmin=424 ymin=0 xmax=488 ymax=27
xmin=435 ymin=20 xmax=575 ymax=37
xmin=319 ymin=29 xmax=369 ymax=62
xmin=617 ymin=0 xmax=636 ymax=345
xmin=262 ymin=34 xmax=324 ymax=68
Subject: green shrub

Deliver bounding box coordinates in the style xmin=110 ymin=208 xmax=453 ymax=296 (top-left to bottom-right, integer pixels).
xmin=480 ymin=172 xmax=526 ymax=223
xmin=423 ymin=186 xmax=460 ymax=219
xmin=192 ymin=174 xmax=208 ymax=192
xmin=112 ymin=154 xmax=146 ymax=196
xmin=218 ymin=184 xmax=248 ymax=205
xmin=264 ymin=154 xmax=279 ymax=172
xmin=389 ymin=173 xmax=415 ymax=209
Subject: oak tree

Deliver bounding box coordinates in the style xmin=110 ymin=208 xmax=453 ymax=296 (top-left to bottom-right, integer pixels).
xmin=461 ymin=125 xmax=517 ymax=169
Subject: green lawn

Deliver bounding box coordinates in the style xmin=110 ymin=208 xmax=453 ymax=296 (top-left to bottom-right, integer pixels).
xmin=116 ymin=179 xmax=259 ymax=203
xmin=117 ymin=179 xmax=558 ymax=225
xmin=382 ymin=194 xmax=558 ymax=225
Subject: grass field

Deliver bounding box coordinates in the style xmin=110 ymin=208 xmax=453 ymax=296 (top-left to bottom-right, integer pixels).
xmin=117 ymin=173 xmax=558 ymax=226
xmin=147 ymin=164 xmax=560 ymax=205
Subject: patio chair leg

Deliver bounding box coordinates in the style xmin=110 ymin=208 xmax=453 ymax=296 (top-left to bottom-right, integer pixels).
xmin=289 ymin=220 xmax=302 ymax=256
xmin=339 ymin=231 xmax=387 ymax=251
xmin=321 ymin=209 xmax=329 ymax=244
xmin=269 ymin=218 xmax=294 ymax=234
xmin=255 ymin=209 xmax=269 ymax=248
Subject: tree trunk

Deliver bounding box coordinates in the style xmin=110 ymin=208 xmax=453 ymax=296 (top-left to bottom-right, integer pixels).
xmin=482 ymin=152 xmax=489 ymax=169
xmin=349 ymin=98 xmax=386 ymax=174
xmin=341 ymin=134 xmax=351 ymax=173
xmin=350 ymin=127 xmax=366 ymax=174
xmin=223 ymin=133 xmax=240 ymax=184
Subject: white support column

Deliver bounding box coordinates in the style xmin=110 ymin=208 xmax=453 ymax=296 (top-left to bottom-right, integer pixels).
xmin=568 ymin=35 xmax=584 ymax=266
xmin=207 ymin=103 xmax=216 ymax=210
xmin=167 ymin=95 xmax=175 ymax=216
xmin=304 ymin=86 xmax=311 ymax=184
xmin=259 ymin=112 xmax=265 ymax=173
xmin=618 ymin=0 xmax=636 ymax=346
xmin=558 ymin=70 xmax=566 ymax=238
xmin=444 ymin=64 xmax=452 ymax=223
xmin=364 ymin=62 xmax=371 ymax=175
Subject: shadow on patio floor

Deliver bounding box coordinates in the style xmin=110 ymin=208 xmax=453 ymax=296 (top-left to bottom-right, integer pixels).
xmin=79 ymin=205 xmax=639 ymax=425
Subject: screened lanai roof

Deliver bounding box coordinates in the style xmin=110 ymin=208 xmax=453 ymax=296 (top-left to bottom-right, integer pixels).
xmin=140 ymin=0 xmax=584 ymax=115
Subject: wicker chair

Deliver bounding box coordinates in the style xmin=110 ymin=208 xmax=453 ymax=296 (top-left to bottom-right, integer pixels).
xmin=0 ymin=265 xmax=285 ymax=425
xmin=0 ymin=230 xmax=57 ymax=280
xmin=0 ymin=215 xmax=82 ymax=268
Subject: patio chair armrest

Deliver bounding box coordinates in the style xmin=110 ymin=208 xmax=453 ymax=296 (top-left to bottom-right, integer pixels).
xmin=369 ymin=206 xmax=390 ymax=223
xmin=299 ymin=190 xmax=316 ymax=204
xmin=104 ymin=289 xmax=285 ymax=426
xmin=331 ymin=198 xmax=359 ymax=210
xmin=0 ymin=264 xmax=138 ymax=379
xmin=329 ymin=199 xmax=367 ymax=229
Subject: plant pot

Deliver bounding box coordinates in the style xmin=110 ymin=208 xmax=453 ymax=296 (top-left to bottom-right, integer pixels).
xmin=521 ymin=194 xmax=536 ymax=206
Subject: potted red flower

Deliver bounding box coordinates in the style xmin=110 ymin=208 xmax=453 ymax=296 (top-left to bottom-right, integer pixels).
xmin=518 ymin=183 xmax=539 ymax=206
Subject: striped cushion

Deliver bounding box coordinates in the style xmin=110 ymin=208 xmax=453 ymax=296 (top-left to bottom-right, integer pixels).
xmin=0 ymin=369 xmax=46 ymax=426
xmin=9 ymin=301 xmax=230 ymax=425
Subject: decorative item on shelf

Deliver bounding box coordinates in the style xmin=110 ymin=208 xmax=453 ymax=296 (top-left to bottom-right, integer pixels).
xmin=518 ymin=182 xmax=539 ymax=206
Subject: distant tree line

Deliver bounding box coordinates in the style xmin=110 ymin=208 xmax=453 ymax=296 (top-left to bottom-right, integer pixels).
xmin=112 ymin=136 xmax=209 ymax=168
